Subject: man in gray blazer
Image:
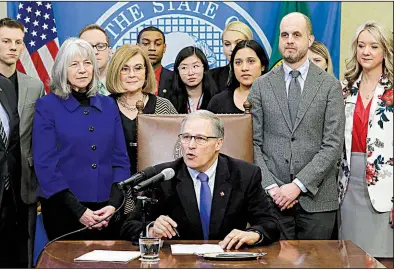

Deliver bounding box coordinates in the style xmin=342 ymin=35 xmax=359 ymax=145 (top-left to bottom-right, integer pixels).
xmin=0 ymin=18 xmax=45 ymax=267
xmin=248 ymin=12 xmax=345 ymax=240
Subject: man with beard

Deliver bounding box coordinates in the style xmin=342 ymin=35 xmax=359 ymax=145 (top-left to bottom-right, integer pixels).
xmin=137 ymin=26 xmax=173 ymax=97
xmin=248 ymin=12 xmax=345 ymax=240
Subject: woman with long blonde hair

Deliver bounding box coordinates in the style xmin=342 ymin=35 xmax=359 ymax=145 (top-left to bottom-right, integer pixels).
xmin=338 ymin=21 xmax=393 ymax=259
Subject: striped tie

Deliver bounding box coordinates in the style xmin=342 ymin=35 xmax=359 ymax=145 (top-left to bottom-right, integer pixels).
xmin=0 ymin=118 xmax=10 ymax=190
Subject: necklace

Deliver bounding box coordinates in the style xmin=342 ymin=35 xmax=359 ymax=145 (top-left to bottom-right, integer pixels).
xmin=117 ymin=93 xmax=147 ymax=112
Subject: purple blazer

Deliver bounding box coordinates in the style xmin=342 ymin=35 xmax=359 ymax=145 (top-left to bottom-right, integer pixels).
xmin=33 ymin=93 xmax=130 ymax=202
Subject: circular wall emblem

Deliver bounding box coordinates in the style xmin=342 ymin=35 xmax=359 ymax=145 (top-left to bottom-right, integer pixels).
xmin=96 ymin=2 xmax=271 ymax=70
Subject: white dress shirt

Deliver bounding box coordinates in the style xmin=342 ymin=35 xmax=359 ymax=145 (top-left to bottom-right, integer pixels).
xmin=187 ymin=158 xmax=218 ymax=210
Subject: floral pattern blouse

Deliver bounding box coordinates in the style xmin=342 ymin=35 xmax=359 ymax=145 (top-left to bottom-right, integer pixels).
xmin=338 ymin=73 xmax=393 ymax=212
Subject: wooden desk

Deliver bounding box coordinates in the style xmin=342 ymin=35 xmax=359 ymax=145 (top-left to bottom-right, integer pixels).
xmin=36 ymin=240 xmax=386 ymax=268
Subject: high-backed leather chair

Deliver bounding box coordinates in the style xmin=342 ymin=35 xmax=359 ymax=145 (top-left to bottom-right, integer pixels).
xmin=136 ymin=101 xmax=253 ymax=171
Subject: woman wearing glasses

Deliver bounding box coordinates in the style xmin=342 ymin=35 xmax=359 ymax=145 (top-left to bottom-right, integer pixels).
xmin=208 ymin=40 xmax=269 ymax=114
xmin=107 ymin=45 xmax=177 ymax=213
xmin=169 ymin=46 xmax=217 ymax=113
xmin=32 ymin=38 xmax=131 ymax=240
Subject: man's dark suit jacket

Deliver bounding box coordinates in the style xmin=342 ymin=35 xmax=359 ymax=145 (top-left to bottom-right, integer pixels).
xmin=121 ymin=154 xmax=280 ymax=245
xmin=157 ymin=67 xmax=174 ymax=98
xmin=0 ymin=76 xmax=20 ymax=210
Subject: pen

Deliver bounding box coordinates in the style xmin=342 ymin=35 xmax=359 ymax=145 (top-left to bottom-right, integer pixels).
xmin=173 ymin=227 xmax=180 ymax=237
xmin=166 ymin=215 xmax=180 ymax=237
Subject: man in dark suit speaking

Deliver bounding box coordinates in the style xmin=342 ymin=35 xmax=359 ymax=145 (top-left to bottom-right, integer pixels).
xmin=121 ymin=110 xmax=280 ymax=249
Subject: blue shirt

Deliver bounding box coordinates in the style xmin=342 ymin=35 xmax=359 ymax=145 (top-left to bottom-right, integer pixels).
xmin=33 ymin=93 xmax=130 ymax=202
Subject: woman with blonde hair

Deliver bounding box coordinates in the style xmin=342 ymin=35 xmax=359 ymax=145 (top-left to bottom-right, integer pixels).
xmin=209 ymin=21 xmax=253 ymax=93
xmin=338 ymin=21 xmax=393 ymax=258
xmin=107 ymin=45 xmax=177 ymax=213
xmin=308 ymin=41 xmax=334 ymax=75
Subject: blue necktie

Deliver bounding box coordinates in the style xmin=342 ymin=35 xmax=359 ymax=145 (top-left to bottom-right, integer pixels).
xmin=198 ymin=172 xmax=211 ymax=240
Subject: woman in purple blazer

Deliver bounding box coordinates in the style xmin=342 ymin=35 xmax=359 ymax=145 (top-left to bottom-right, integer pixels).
xmin=32 ymin=38 xmax=130 ymax=240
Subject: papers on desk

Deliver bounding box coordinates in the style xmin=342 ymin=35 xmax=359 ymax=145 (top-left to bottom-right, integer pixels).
xmin=74 ymin=250 xmax=141 ymax=263
xmin=171 ymin=244 xmax=224 ymax=255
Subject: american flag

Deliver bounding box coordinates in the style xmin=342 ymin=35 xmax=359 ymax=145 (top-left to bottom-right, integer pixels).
xmin=15 ymin=1 xmax=59 ymax=93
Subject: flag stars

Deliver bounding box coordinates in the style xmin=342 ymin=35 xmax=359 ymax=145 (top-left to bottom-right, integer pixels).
xmin=29 ymin=40 xmax=36 ymax=47
xmin=35 ymin=10 xmax=41 ymax=17
xmin=24 ymin=17 xmax=30 ymax=23
xmin=16 ymin=13 xmax=21 ymax=19
xmin=45 ymin=3 xmax=51 ymax=9
xmin=43 ymin=13 xmax=50 ymax=20
xmin=31 ymin=30 xmax=37 ymax=37
xmin=26 ymin=6 xmax=32 ymax=13
xmin=18 ymin=3 xmax=23 ymax=9
xmin=40 ymin=34 xmax=47 ymax=40
xmin=33 ymin=20 xmax=39 ymax=27
xmin=36 ymin=1 xmax=42 ymax=6
xmin=24 ymin=28 xmax=28 ymax=33
xmin=51 ymin=27 xmax=57 ymax=33
xmin=42 ymin=23 xmax=48 ymax=30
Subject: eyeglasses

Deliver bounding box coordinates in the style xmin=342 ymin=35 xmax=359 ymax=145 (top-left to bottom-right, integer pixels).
xmin=120 ymin=65 xmax=146 ymax=75
xmin=178 ymin=64 xmax=204 ymax=75
xmin=178 ymin=133 xmax=219 ymax=145
xmin=90 ymin=43 xmax=109 ymax=51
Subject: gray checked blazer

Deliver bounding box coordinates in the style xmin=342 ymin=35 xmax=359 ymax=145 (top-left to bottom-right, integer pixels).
xmin=248 ymin=62 xmax=345 ymax=213
xmin=17 ymin=71 xmax=45 ymax=205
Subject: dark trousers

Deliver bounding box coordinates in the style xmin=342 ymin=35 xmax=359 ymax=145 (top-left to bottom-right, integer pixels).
xmin=272 ymin=201 xmax=336 ymax=240
xmin=40 ymin=197 xmax=123 ymax=241
xmin=0 ymin=190 xmax=21 ymax=268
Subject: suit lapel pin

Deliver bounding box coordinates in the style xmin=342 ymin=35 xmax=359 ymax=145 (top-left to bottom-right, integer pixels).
xmin=220 ymin=191 xmax=225 ymax=197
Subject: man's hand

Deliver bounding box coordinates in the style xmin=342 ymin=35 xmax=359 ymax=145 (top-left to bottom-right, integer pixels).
xmin=274 ymin=183 xmax=301 ymax=211
xmin=219 ymin=229 xmax=260 ymax=250
xmin=149 ymin=215 xmax=178 ymax=239
xmin=79 ymin=208 xmax=103 ymax=229
xmin=93 ymin=205 xmax=116 ymax=228
xmin=267 ymin=186 xmax=280 ymax=200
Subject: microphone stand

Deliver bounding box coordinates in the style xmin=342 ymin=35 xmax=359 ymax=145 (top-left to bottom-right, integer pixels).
xmin=131 ymin=193 xmax=158 ymax=246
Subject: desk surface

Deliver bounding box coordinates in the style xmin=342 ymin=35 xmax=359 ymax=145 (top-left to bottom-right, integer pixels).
xmin=36 ymin=240 xmax=385 ymax=268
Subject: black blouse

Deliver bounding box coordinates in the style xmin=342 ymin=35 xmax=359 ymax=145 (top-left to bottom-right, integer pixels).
xmin=207 ymin=90 xmax=244 ymax=114
xmin=111 ymin=93 xmax=157 ymax=175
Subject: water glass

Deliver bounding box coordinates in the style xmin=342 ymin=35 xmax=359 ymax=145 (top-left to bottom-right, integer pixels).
xmin=139 ymin=237 xmax=161 ymax=261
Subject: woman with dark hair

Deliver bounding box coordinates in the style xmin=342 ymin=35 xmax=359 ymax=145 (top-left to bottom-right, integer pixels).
xmin=207 ymin=40 xmax=269 ymax=114
xmin=169 ymin=46 xmax=217 ymax=113
xmin=209 ymin=21 xmax=253 ymax=93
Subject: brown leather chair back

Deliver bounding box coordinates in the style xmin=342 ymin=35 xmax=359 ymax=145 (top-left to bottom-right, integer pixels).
xmin=137 ymin=114 xmax=253 ymax=171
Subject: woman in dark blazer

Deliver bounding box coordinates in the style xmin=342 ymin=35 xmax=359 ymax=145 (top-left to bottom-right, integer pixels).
xmin=33 ymin=38 xmax=131 ymax=240
xmin=169 ymin=46 xmax=217 ymax=113
xmin=209 ymin=21 xmax=253 ymax=93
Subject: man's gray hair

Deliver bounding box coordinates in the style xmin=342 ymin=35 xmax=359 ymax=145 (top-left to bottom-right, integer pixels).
xmin=50 ymin=37 xmax=99 ymax=99
xmin=180 ymin=110 xmax=224 ymax=138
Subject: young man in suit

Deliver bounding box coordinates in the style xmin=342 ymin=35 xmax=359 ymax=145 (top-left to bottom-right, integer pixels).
xmin=121 ymin=110 xmax=280 ymax=248
xmin=248 ymin=12 xmax=345 ymax=240
xmin=79 ymin=24 xmax=112 ymax=96
xmin=0 ymin=18 xmax=45 ymax=267
xmin=137 ymin=26 xmax=174 ymax=98
xmin=0 ymin=75 xmax=21 ymax=267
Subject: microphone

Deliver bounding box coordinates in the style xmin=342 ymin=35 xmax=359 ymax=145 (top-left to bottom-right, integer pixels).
xmin=117 ymin=166 xmax=158 ymax=189
xmin=133 ymin=168 xmax=175 ymax=192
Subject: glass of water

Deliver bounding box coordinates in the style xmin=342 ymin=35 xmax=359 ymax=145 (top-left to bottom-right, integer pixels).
xmin=139 ymin=237 xmax=161 ymax=261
